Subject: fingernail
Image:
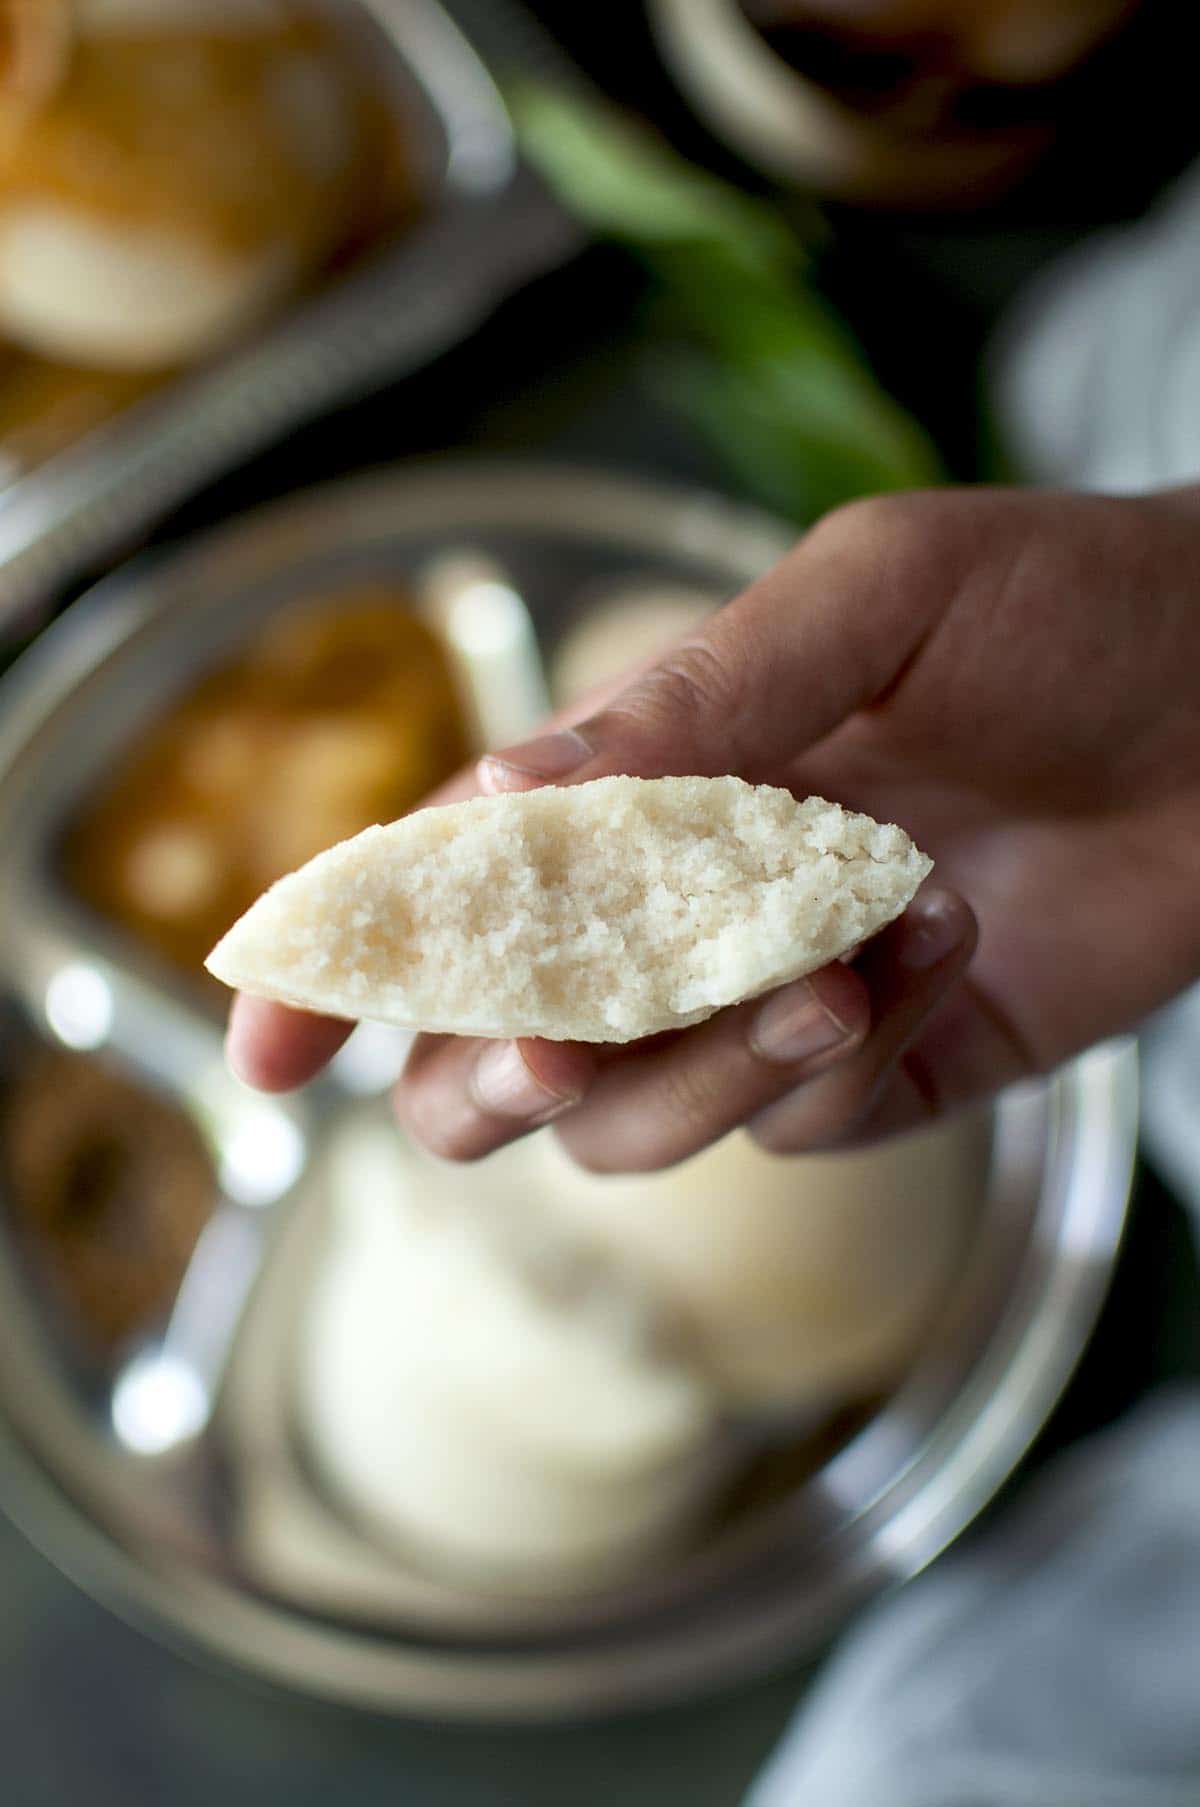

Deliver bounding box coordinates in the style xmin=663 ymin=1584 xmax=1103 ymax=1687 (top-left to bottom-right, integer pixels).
xmin=478 ymin=728 xmax=592 ymax=792
xmin=899 ymin=888 xmax=970 ymax=972
xmin=470 ymin=1040 xmax=576 ymax=1120
xmin=750 ymin=980 xmax=854 ymax=1067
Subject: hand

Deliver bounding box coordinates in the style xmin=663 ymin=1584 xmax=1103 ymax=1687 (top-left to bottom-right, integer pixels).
xmin=228 ymin=484 xmax=1200 ymax=1170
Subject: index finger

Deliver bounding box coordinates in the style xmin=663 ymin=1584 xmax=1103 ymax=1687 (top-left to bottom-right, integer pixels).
xmin=225 ymin=992 xmax=352 ymax=1092
xmin=421 ymin=633 xmax=713 ymax=810
xmin=476 ymin=496 xmax=957 ymax=795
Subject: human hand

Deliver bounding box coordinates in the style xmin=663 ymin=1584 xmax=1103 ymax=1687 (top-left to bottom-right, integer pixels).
xmin=228 ymin=484 xmax=1200 ymax=1170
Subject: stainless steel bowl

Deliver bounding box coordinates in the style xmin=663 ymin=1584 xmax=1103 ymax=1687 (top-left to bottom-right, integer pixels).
xmin=0 ymin=464 xmax=1137 ymax=1719
xmin=0 ymin=0 xmax=581 ymax=629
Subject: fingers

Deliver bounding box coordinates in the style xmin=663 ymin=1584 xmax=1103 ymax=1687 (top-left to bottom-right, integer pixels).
xmin=749 ymin=887 xmax=979 ymax=1153
xmin=477 ymin=494 xmax=958 ymax=795
xmin=554 ymin=962 xmax=870 ymax=1173
xmin=223 ymin=884 xmax=985 ymax=1157
xmin=421 ymin=641 xmax=702 ymax=810
xmin=394 ymin=1035 xmax=597 ymax=1162
xmin=556 ymin=888 xmax=976 ymax=1171
xmin=225 ymin=993 xmax=352 ymax=1092
xmin=811 ymin=962 xmax=1037 ymax=1148
xmin=392 ymin=890 xmax=977 ymax=1170
xmin=393 ymin=964 xmax=866 ymax=1169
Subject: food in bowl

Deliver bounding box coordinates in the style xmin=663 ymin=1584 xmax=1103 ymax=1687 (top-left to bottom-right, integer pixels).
xmin=0 ymin=1046 xmax=214 ymax=1354
xmin=298 ymin=1115 xmax=725 ymax=1586
xmin=66 ymin=585 xmax=470 ymax=978
xmin=0 ymin=351 xmax=155 ymax=484
xmin=295 ymin=1106 xmax=981 ymax=1586
xmin=0 ymin=1 xmax=72 ymax=119
xmin=527 ymin=1116 xmax=984 ymax=1409
xmin=0 ymin=0 xmax=413 ymax=471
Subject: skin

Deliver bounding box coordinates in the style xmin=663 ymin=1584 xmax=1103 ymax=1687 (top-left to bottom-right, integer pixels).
xmin=227 ymin=485 xmax=1200 ymax=1172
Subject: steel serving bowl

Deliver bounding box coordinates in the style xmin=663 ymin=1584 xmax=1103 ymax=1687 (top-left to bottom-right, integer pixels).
xmin=0 ymin=464 xmax=1137 ymax=1718
xmin=0 ymin=0 xmax=581 ymax=629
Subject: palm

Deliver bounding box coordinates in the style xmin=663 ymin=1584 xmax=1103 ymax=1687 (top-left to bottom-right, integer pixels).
xmin=785 ymin=485 xmax=1200 ymax=1085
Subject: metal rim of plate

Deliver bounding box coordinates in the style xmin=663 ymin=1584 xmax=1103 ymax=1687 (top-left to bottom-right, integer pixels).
xmin=0 ymin=0 xmax=582 ymax=632
xmin=0 ymin=464 xmax=1138 ymax=1720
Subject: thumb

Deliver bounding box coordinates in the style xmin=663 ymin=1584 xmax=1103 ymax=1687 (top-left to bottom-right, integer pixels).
xmin=477 ymin=496 xmax=953 ymax=792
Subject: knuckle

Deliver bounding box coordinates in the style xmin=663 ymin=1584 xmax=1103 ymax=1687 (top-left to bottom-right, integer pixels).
xmin=822 ymin=1067 xmax=938 ymax=1150
xmin=747 ymin=1110 xmax=808 ymax=1157
xmin=601 ymin=640 xmax=743 ymax=767
xmin=898 ymin=1047 xmax=944 ymax=1118
xmin=850 ymin=493 xmax=920 ymax=549
xmin=407 ymin=1121 xmax=477 ymax=1163
xmin=807 ymin=491 xmax=968 ymax=593
xmin=748 ymin=1065 xmax=872 ymax=1155
xmin=807 ymin=492 xmax=918 ymax=553
xmin=654 ymin=1056 xmax=732 ymax=1145
xmin=555 ymin=1062 xmax=726 ymax=1174
xmin=554 ymin=1137 xmax=610 ymax=1176
xmin=554 ymin=1123 xmax=644 ymax=1176
xmin=569 ymin=1140 xmax=684 ymax=1177
xmin=395 ymin=1090 xmax=486 ymax=1164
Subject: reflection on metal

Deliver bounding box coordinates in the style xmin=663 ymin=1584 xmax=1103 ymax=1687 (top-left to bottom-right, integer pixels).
xmin=108 ymin=1207 xmax=280 ymax=1457
xmin=217 ymin=1106 xmax=306 ymax=1210
xmin=364 ymin=0 xmax=516 ymax=195
xmin=43 ymin=962 xmax=113 ymax=1051
xmin=330 ymin=1023 xmax=415 ymax=1097
xmin=111 ymin=1349 xmax=208 ymax=1457
xmin=422 ymin=551 xmax=550 ymax=751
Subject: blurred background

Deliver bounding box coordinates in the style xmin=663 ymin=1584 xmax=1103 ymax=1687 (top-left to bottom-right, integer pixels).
xmin=1 ymin=3 xmax=1199 ymax=1803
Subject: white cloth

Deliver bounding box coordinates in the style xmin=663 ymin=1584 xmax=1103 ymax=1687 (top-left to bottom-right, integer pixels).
xmin=990 ymin=158 xmax=1200 ymax=493
xmin=748 ymin=155 xmax=1200 ymax=1807
xmin=747 ymin=1396 xmax=1200 ymax=1807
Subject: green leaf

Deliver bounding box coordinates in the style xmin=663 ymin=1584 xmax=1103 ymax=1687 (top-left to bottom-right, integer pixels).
xmin=656 ymin=348 xmax=940 ymax=523
xmin=510 ymin=83 xmax=803 ymax=283
xmin=512 ymin=83 xmax=945 ymax=518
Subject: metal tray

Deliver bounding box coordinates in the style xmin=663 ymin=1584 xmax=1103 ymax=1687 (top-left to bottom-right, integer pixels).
xmin=0 ymin=464 xmax=1137 ymax=1719
xmin=0 ymin=1 xmax=581 ymax=631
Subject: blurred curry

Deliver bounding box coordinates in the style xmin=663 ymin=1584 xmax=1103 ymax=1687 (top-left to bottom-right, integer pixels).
xmin=2 ymin=1048 xmax=213 ymax=1354
xmin=67 ymin=589 xmax=470 ymax=978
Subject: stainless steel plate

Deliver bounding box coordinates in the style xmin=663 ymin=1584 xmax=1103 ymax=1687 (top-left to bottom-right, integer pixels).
xmin=0 ymin=464 xmax=1137 ymax=1719
xmin=0 ymin=1 xmax=581 ymax=629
